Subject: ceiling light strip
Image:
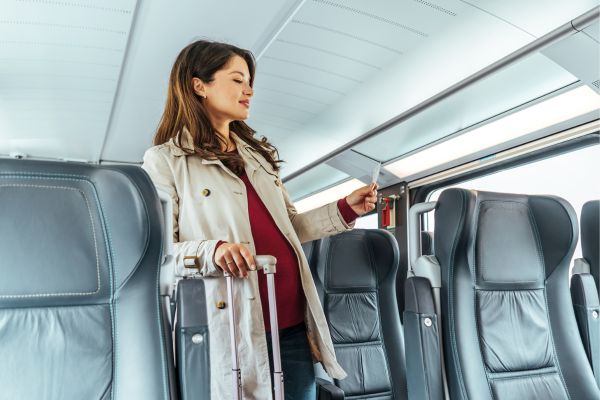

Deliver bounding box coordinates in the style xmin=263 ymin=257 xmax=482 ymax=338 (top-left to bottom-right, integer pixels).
xmin=386 ymin=85 xmax=600 ymax=178
xmin=407 ymin=119 xmax=599 ymax=189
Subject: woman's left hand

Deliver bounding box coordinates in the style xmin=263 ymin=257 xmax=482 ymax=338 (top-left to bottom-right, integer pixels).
xmin=346 ymin=183 xmax=378 ymax=216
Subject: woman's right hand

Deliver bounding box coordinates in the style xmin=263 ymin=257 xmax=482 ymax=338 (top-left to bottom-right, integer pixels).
xmin=214 ymin=242 xmax=256 ymax=278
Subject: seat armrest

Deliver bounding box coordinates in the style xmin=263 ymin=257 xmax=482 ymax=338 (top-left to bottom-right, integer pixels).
xmin=404 ymin=276 xmax=443 ymax=400
xmin=316 ymin=377 xmax=344 ymax=400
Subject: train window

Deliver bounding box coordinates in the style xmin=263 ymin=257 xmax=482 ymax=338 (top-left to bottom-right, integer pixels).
xmin=424 ymin=142 xmax=600 ymax=262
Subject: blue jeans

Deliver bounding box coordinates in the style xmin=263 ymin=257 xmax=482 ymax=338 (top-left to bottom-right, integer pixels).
xmin=266 ymin=323 xmax=316 ymax=400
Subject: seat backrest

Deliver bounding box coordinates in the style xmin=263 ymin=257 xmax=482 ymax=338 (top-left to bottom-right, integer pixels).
xmin=581 ymin=200 xmax=599 ymax=293
xmin=434 ymin=188 xmax=599 ymax=400
xmin=421 ymin=230 xmax=434 ymax=256
xmin=302 ymin=239 xmax=321 ymax=304
xmin=302 ymin=239 xmax=319 ymax=272
xmin=0 ymin=158 xmax=174 ymax=399
xmin=310 ymin=229 xmax=407 ymax=399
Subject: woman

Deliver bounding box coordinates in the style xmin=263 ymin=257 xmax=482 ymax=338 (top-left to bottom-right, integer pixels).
xmin=142 ymin=40 xmax=377 ymax=399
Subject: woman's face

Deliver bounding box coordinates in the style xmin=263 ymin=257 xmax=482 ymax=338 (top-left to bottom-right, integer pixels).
xmin=194 ymin=55 xmax=253 ymax=123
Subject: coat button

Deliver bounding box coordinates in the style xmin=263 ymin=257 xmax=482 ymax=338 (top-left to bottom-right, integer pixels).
xmin=274 ymin=179 xmax=280 ymax=186
xmin=216 ymin=301 xmax=226 ymax=309
xmin=202 ymin=189 xmax=211 ymax=197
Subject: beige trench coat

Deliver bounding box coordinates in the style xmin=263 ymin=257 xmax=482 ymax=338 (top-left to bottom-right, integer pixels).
xmin=141 ymin=130 xmax=351 ymax=399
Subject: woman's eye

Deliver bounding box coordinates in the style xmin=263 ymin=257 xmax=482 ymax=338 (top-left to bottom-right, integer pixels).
xmin=233 ymin=79 xmax=243 ymax=84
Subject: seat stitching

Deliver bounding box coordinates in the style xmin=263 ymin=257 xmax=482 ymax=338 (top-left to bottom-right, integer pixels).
xmin=489 ymin=367 xmax=558 ymax=381
xmin=0 ymin=183 xmax=101 ymax=298
xmin=0 ymin=173 xmax=122 ymax=398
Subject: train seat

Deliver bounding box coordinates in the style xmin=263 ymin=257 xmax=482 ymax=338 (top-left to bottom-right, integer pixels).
xmin=570 ymin=199 xmax=600 ymax=386
xmin=581 ymin=200 xmax=599 ymax=292
xmin=0 ymin=158 xmax=176 ymax=399
xmin=421 ymin=231 xmax=434 ymax=256
xmin=433 ymin=189 xmax=599 ymax=399
xmin=306 ymin=229 xmax=408 ymax=399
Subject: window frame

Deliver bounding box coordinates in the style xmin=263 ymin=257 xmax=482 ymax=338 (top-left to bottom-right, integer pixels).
xmin=411 ymin=131 xmax=599 ymax=206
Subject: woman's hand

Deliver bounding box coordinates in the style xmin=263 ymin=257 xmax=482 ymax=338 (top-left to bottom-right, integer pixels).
xmin=346 ymin=183 xmax=378 ymax=216
xmin=214 ymin=242 xmax=256 ymax=278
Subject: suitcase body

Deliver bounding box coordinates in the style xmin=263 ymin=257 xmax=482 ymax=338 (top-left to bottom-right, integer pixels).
xmin=226 ymin=255 xmax=284 ymax=400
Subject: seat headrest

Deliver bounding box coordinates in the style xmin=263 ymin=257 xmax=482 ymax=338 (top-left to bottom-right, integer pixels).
xmin=0 ymin=159 xmax=163 ymax=308
xmin=434 ymin=188 xmax=578 ymax=289
xmin=317 ymin=229 xmax=398 ymax=291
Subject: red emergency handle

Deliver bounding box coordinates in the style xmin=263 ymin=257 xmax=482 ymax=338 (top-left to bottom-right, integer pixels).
xmin=382 ymin=198 xmax=391 ymax=227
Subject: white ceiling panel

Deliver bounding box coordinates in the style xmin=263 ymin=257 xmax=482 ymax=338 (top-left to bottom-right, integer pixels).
xmin=100 ymin=0 xmax=304 ymax=163
xmin=461 ymin=0 xmax=600 ymax=38
xmin=1 ymin=0 xmax=597 ymax=179
xmin=340 ymin=0 xmax=460 ymax=36
xmin=252 ymin=81 xmax=339 ymax=111
xmin=278 ymin=20 xmax=400 ymax=69
xmin=246 ymin=0 xmax=463 ymax=139
xmin=256 ymin=55 xmax=355 ymax=97
xmin=246 ymin=0 xmax=471 ymax=175
xmin=277 ymin=2 xmax=535 ymax=176
xmin=583 ymin=21 xmax=600 ymax=43
xmin=277 ymin=1 xmax=598 ymax=179
xmin=0 ymin=0 xmax=137 ymax=161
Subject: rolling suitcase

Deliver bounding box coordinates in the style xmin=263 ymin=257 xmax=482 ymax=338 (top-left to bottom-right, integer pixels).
xmin=225 ymin=255 xmax=284 ymax=400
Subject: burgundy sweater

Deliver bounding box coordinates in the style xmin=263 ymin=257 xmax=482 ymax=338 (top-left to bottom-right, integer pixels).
xmin=219 ymin=172 xmax=358 ymax=331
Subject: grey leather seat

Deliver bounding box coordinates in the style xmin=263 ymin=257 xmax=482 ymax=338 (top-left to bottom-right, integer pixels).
xmin=570 ymin=199 xmax=600 ymax=386
xmin=307 ymin=229 xmax=407 ymax=399
xmin=421 ymin=231 xmax=434 ymax=256
xmin=581 ymin=200 xmax=599 ymax=293
xmin=435 ymin=188 xmax=599 ymax=399
xmin=0 ymin=158 xmax=175 ymax=399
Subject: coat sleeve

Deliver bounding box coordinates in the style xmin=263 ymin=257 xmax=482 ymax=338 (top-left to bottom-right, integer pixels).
xmin=279 ymin=177 xmax=355 ymax=244
xmin=142 ymin=147 xmax=222 ymax=277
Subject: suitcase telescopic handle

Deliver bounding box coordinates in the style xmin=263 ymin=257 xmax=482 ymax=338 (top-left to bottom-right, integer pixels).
xmin=224 ymin=254 xmax=284 ymax=400
xmin=227 ymin=255 xmax=278 ymax=300
xmin=255 ymin=255 xmax=277 ymax=274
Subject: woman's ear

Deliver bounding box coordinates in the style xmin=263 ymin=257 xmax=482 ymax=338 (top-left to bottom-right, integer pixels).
xmin=192 ymin=77 xmax=206 ymax=98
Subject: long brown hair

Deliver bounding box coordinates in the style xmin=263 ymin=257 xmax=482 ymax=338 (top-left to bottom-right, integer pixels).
xmin=153 ymin=40 xmax=282 ymax=175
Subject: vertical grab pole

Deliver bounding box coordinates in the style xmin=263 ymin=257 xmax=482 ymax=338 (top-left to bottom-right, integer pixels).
xmin=225 ymin=273 xmax=242 ymax=400
xmin=256 ymin=255 xmax=284 ymax=400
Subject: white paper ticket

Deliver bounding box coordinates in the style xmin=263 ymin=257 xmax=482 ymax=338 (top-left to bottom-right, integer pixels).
xmin=371 ymin=163 xmax=381 ymax=185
